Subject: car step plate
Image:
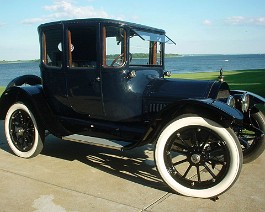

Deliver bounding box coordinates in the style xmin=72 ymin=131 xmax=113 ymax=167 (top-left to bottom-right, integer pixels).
xmin=62 ymin=134 xmax=129 ymax=150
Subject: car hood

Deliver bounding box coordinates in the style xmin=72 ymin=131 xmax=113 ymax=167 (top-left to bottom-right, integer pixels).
xmin=143 ymin=78 xmax=219 ymax=100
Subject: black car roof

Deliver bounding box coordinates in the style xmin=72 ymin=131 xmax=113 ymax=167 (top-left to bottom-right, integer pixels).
xmin=38 ymin=18 xmax=165 ymax=34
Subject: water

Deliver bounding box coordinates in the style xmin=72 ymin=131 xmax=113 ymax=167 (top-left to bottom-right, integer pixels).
xmin=165 ymin=54 xmax=265 ymax=73
xmin=0 ymin=62 xmax=40 ymax=86
xmin=0 ymin=54 xmax=265 ymax=86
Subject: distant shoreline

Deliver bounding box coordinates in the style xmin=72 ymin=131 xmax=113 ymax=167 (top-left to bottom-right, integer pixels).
xmin=0 ymin=59 xmax=39 ymax=64
xmin=1 ymin=53 xmax=264 ymax=64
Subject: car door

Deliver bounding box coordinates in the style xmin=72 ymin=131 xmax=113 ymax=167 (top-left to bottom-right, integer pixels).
xmin=65 ymin=24 xmax=104 ymax=119
xmin=40 ymin=24 xmax=70 ymax=115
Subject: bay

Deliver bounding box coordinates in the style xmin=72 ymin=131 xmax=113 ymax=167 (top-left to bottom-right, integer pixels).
xmin=165 ymin=54 xmax=265 ymax=73
xmin=0 ymin=54 xmax=264 ymax=86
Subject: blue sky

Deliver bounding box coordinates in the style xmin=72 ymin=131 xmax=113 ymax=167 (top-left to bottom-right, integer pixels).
xmin=0 ymin=0 xmax=265 ymax=60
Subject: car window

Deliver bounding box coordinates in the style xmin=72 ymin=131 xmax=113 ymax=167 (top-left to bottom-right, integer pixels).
xmin=68 ymin=26 xmax=97 ymax=68
xmin=102 ymin=26 xmax=126 ymax=68
xmin=42 ymin=29 xmax=63 ymax=67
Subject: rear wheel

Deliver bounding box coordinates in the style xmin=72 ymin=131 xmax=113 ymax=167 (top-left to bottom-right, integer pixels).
xmin=5 ymin=103 xmax=44 ymax=158
xmin=155 ymin=115 xmax=242 ymax=198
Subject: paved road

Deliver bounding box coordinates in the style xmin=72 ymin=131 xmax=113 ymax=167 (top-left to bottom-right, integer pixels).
xmin=0 ymin=120 xmax=264 ymax=211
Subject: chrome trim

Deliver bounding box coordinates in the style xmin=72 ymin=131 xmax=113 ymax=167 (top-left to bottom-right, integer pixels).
xmin=241 ymin=93 xmax=250 ymax=112
xmin=227 ymin=95 xmax=236 ymax=108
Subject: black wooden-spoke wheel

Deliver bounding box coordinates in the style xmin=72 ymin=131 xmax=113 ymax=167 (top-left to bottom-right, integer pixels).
xmin=237 ymin=110 xmax=265 ymax=163
xmin=155 ymin=115 xmax=242 ymax=198
xmin=164 ymin=126 xmax=230 ymax=190
xmin=5 ymin=103 xmax=44 ymax=158
xmin=9 ymin=109 xmax=35 ymax=152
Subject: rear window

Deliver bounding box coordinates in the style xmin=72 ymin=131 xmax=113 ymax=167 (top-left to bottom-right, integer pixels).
xmin=42 ymin=29 xmax=62 ymax=67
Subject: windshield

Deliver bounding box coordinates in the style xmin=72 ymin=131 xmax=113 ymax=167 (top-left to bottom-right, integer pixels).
xmin=133 ymin=29 xmax=175 ymax=44
xmin=129 ymin=29 xmax=175 ymax=67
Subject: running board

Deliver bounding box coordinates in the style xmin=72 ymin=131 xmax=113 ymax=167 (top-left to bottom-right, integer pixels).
xmin=62 ymin=134 xmax=130 ymax=150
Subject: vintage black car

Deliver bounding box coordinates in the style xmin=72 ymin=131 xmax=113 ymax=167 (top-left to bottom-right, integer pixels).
xmin=0 ymin=18 xmax=264 ymax=198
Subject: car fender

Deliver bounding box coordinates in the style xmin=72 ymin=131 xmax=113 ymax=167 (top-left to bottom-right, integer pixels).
xmin=131 ymin=98 xmax=244 ymax=148
xmin=0 ymin=86 xmax=69 ymax=136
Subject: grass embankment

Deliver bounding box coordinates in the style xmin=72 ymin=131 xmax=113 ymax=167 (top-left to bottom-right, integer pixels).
xmin=172 ymin=69 xmax=265 ymax=114
xmin=171 ymin=69 xmax=265 ymax=98
xmin=0 ymin=86 xmax=5 ymax=95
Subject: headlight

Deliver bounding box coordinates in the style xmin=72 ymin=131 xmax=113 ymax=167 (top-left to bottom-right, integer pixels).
xmin=241 ymin=93 xmax=250 ymax=112
xmin=227 ymin=95 xmax=236 ymax=108
xmin=230 ymin=93 xmax=250 ymax=112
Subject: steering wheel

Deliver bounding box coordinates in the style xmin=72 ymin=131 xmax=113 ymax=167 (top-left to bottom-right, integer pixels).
xmin=111 ymin=53 xmax=124 ymax=67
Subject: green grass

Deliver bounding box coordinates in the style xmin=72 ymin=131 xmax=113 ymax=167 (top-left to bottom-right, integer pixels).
xmin=171 ymin=69 xmax=265 ymax=114
xmin=171 ymin=69 xmax=265 ymax=98
xmin=0 ymin=86 xmax=5 ymax=96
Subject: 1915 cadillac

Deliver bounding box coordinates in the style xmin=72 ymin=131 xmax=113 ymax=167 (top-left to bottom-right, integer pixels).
xmin=0 ymin=19 xmax=264 ymax=199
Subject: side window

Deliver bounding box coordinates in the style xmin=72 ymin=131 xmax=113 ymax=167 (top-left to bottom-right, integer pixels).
xmin=68 ymin=27 xmax=97 ymax=68
xmin=103 ymin=26 xmax=126 ymax=67
xmin=42 ymin=29 xmax=62 ymax=67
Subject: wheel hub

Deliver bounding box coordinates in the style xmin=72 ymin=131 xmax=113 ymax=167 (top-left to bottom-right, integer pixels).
xmin=191 ymin=154 xmax=201 ymax=164
xmin=16 ymin=127 xmax=25 ymax=136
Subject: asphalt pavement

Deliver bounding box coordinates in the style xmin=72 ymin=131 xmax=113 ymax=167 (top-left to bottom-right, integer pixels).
xmin=0 ymin=120 xmax=264 ymax=211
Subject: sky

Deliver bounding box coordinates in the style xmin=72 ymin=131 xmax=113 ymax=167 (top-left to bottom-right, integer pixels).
xmin=0 ymin=0 xmax=265 ymax=60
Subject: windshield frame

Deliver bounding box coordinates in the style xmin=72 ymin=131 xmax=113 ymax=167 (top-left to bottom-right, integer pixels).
xmin=129 ymin=28 xmax=168 ymax=68
xmin=131 ymin=29 xmax=176 ymax=44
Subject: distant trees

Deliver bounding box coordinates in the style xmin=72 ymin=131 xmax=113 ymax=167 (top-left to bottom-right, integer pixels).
xmin=107 ymin=53 xmax=180 ymax=59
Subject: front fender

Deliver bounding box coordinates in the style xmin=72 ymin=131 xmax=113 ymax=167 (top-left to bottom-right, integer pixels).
xmin=133 ymin=98 xmax=244 ymax=148
xmin=0 ymin=86 xmax=69 ymax=136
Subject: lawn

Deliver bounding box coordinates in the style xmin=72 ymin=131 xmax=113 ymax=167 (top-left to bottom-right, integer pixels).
xmin=171 ymin=69 xmax=265 ymax=98
xmin=0 ymin=86 xmax=5 ymax=95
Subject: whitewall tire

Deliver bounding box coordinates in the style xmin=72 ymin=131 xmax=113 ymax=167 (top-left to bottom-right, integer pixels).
xmin=5 ymin=103 xmax=44 ymax=158
xmin=155 ymin=115 xmax=242 ymax=198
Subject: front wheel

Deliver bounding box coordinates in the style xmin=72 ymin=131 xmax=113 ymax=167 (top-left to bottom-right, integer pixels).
xmin=5 ymin=103 xmax=44 ymax=158
xmin=155 ymin=115 xmax=242 ymax=198
xmin=237 ymin=110 xmax=265 ymax=163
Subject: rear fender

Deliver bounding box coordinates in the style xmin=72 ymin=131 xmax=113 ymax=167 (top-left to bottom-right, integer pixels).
xmin=0 ymin=86 xmax=69 ymax=136
xmin=139 ymin=98 xmax=244 ymax=147
xmin=6 ymin=75 xmax=41 ymax=88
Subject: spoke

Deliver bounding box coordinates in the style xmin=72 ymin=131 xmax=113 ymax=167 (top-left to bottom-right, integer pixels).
xmin=192 ymin=129 xmax=199 ymax=147
xmin=176 ymin=132 xmax=191 ymax=149
xmin=25 ymin=119 xmax=32 ymax=128
xmin=24 ymin=134 xmax=32 ymax=145
xmin=18 ymin=137 xmax=24 ymax=146
xmin=173 ymin=142 xmax=189 ymax=151
xmin=204 ymin=164 xmax=216 ymax=178
xmin=196 ymin=166 xmax=201 ymax=182
xmin=201 ymin=132 xmax=212 ymax=148
xmin=239 ymin=137 xmax=250 ymax=148
xmin=208 ymin=158 xmax=225 ymax=165
xmin=19 ymin=113 xmax=26 ymax=124
xmin=172 ymin=150 xmax=189 ymax=156
xmin=13 ymin=115 xmax=21 ymax=125
xmin=173 ymin=158 xmax=188 ymax=166
xmin=206 ymin=162 xmax=222 ymax=172
xmin=183 ymin=164 xmax=192 ymax=178
xmin=209 ymin=146 xmax=225 ymax=157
